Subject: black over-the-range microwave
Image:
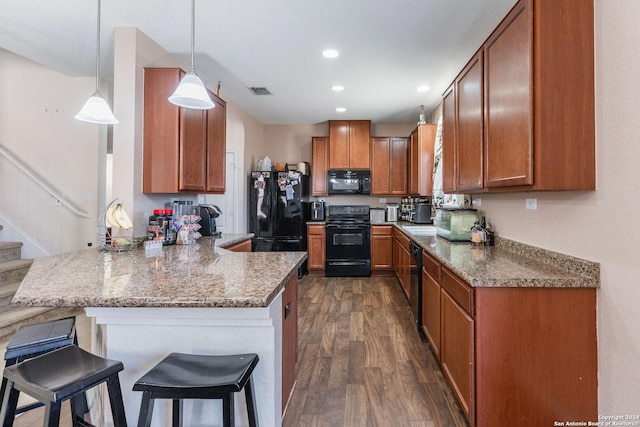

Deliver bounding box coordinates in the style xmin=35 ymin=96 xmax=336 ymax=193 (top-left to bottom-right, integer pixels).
xmin=327 ymin=170 xmax=371 ymax=195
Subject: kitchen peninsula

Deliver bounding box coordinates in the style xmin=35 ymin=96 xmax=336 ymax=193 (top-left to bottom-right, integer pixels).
xmin=12 ymin=234 xmax=306 ymax=427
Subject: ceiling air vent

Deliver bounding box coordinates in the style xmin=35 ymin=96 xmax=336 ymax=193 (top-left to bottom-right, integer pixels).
xmin=248 ymin=87 xmax=272 ymax=96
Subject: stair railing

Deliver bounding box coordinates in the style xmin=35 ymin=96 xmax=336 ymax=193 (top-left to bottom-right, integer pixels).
xmin=0 ymin=142 xmax=90 ymax=218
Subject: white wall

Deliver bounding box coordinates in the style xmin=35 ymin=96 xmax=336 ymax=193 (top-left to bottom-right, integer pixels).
xmin=468 ymin=0 xmax=640 ymax=414
xmin=0 ymin=48 xmax=102 ymax=257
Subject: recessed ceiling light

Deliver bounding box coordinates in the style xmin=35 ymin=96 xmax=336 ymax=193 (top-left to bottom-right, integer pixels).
xmin=331 ymin=85 xmax=344 ymax=92
xmin=336 ymin=107 xmax=346 ymax=113
xmin=323 ymin=49 xmax=339 ymax=59
xmin=417 ymin=85 xmax=430 ymax=92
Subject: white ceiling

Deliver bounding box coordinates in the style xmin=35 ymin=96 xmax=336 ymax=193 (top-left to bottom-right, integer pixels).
xmin=1 ymin=0 xmax=516 ymax=125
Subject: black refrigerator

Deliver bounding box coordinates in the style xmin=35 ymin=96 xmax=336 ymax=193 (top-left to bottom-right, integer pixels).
xmin=249 ymin=171 xmax=309 ymax=272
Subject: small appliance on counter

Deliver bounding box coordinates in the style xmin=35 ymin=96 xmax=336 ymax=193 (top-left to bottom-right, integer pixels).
xmin=413 ymin=199 xmax=433 ymax=224
xmin=370 ymin=208 xmax=386 ymax=223
xmin=198 ymin=204 xmax=222 ymax=237
xmin=435 ymin=208 xmax=478 ymax=241
xmin=386 ymin=203 xmax=399 ymax=222
xmin=310 ymin=200 xmax=325 ymax=221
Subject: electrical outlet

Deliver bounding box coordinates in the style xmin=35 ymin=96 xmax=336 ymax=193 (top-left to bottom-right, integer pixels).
xmin=525 ymin=198 xmax=537 ymax=210
xmin=198 ymin=195 xmax=205 ymax=205
xmin=379 ymin=198 xmax=386 ymax=203
xmin=472 ymin=198 xmax=481 ymax=207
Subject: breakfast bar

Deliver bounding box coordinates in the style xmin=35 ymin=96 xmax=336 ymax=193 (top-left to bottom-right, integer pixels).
xmin=12 ymin=234 xmax=306 ymax=427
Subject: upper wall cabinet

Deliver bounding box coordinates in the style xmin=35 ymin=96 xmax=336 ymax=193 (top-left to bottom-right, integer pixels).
xmin=441 ymin=0 xmax=595 ymax=193
xmin=311 ymin=137 xmax=329 ymax=196
xmin=143 ymin=68 xmax=227 ymax=194
xmin=371 ymin=137 xmax=408 ymax=195
xmin=328 ymin=120 xmax=371 ymax=170
xmin=409 ymin=124 xmax=437 ymax=196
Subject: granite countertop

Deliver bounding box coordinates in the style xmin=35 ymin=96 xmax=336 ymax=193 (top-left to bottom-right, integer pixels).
xmin=393 ymin=225 xmax=600 ymax=288
xmin=13 ymin=234 xmax=307 ymax=309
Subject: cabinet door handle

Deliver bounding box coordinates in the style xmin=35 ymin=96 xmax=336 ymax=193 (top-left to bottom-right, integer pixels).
xmin=284 ymin=301 xmax=291 ymax=319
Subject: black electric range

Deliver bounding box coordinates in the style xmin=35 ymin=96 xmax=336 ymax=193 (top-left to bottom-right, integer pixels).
xmin=325 ymin=205 xmax=371 ymax=277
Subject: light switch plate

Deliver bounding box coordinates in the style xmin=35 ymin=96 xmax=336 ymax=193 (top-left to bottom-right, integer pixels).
xmin=472 ymin=198 xmax=481 ymax=207
xmin=379 ymin=198 xmax=386 ymax=203
xmin=525 ymin=198 xmax=537 ymax=210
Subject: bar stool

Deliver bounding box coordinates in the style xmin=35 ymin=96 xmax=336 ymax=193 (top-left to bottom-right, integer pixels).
xmin=0 ymin=345 xmax=127 ymax=427
xmin=0 ymin=317 xmax=86 ymax=422
xmin=133 ymin=352 xmax=259 ymax=427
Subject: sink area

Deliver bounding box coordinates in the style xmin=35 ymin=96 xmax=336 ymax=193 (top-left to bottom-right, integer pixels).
xmin=401 ymin=225 xmax=437 ymax=236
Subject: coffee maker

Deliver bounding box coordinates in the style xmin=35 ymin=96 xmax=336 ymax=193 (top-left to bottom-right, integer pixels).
xmin=310 ymin=201 xmax=325 ymax=221
xmin=198 ymin=204 xmax=222 ymax=237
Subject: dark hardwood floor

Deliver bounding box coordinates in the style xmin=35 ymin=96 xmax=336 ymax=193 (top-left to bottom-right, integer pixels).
xmin=284 ymin=275 xmax=468 ymax=427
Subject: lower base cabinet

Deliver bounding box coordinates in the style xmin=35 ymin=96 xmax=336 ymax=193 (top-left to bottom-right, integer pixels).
xmin=282 ymin=275 xmax=298 ymax=413
xmin=421 ymin=251 xmax=441 ymax=359
xmin=307 ymin=224 xmax=326 ymax=275
xmin=392 ymin=228 xmax=411 ymax=299
xmin=441 ymin=289 xmax=474 ymax=422
xmin=225 ymin=239 xmax=252 ymax=252
xmin=429 ymin=265 xmax=597 ymax=427
xmin=371 ymin=225 xmax=394 ymax=274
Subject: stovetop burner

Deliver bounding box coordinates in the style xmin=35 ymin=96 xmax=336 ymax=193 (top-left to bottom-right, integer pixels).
xmin=327 ymin=205 xmax=370 ymax=225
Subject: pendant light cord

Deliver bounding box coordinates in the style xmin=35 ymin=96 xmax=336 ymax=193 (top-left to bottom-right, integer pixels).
xmin=190 ymin=0 xmax=196 ymax=73
xmin=95 ymin=0 xmax=102 ymax=93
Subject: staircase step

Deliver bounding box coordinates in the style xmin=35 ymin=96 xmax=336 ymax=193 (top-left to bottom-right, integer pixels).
xmin=0 ymin=281 xmax=21 ymax=313
xmin=0 ymin=259 xmax=33 ymax=284
xmin=0 ymin=242 xmax=23 ymax=263
xmin=0 ymin=306 xmax=83 ymax=344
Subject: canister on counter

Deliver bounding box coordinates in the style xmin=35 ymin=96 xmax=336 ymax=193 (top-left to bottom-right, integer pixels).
xmin=148 ymin=209 xmax=176 ymax=245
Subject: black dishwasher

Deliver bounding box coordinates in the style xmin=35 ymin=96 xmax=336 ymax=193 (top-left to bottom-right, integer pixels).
xmin=409 ymin=240 xmax=423 ymax=332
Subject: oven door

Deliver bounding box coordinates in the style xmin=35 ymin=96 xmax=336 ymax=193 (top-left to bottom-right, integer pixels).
xmin=325 ymin=225 xmax=370 ymax=259
xmin=325 ymin=224 xmax=371 ymax=277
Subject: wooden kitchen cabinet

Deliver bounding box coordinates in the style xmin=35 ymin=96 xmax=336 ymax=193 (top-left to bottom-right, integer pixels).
xmin=408 ymin=124 xmax=436 ymax=196
xmin=441 ymin=84 xmax=456 ymax=193
xmin=392 ymin=228 xmax=411 ymax=299
xmin=483 ymin=0 xmax=532 ymax=188
xmin=143 ymin=68 xmax=227 ymax=194
xmin=455 ymin=52 xmax=484 ymax=192
xmin=421 ymin=250 xmax=441 ymax=359
xmin=225 ymin=238 xmax=252 ymax=252
xmin=432 ymin=265 xmax=597 ymax=427
xmin=440 ymin=268 xmax=475 ymax=423
xmin=328 ymin=120 xmax=371 ymax=169
xmin=371 ymin=225 xmax=393 ymax=274
xmin=371 ymin=137 xmax=408 ymax=195
xmin=281 ymin=274 xmax=298 ymax=413
xmin=311 ymin=137 xmax=329 ymax=196
xmin=307 ymin=224 xmax=325 ymax=275
xmin=441 ymin=0 xmax=595 ymax=193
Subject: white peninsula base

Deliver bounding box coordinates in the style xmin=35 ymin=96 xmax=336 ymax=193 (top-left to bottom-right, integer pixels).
xmin=86 ymin=296 xmax=283 ymax=427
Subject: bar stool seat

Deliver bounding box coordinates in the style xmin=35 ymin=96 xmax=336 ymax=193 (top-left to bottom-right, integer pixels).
xmin=0 ymin=345 xmax=127 ymax=427
xmin=133 ymin=352 xmax=259 ymax=427
xmin=1 ymin=317 xmax=86 ymax=424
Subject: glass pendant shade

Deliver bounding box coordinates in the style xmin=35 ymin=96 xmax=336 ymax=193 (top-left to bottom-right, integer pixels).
xmin=168 ymin=72 xmax=215 ymax=110
xmin=75 ymin=91 xmax=119 ymax=124
xmin=170 ymin=0 xmax=214 ymax=110
xmin=75 ymin=0 xmax=117 ymax=124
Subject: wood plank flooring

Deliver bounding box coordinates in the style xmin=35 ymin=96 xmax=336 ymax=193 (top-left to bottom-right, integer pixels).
xmin=284 ymin=275 xmax=469 ymax=427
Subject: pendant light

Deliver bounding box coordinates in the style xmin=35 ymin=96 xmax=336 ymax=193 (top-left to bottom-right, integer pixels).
xmin=168 ymin=0 xmax=214 ymax=110
xmin=75 ymin=0 xmax=118 ymax=124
